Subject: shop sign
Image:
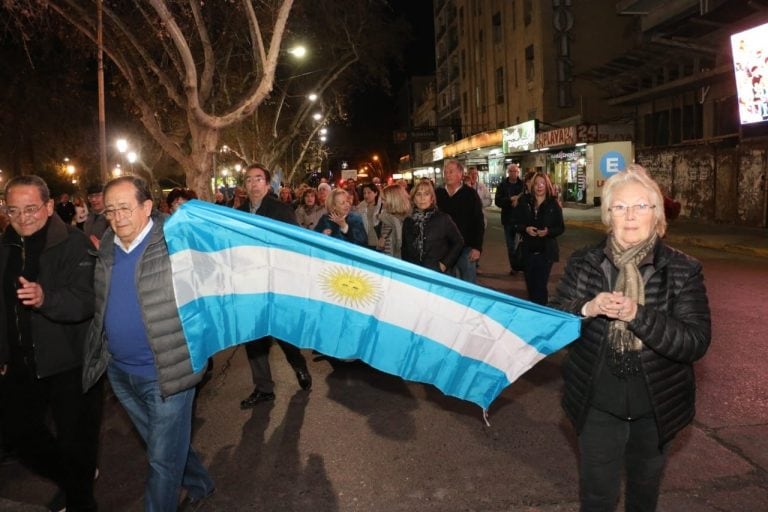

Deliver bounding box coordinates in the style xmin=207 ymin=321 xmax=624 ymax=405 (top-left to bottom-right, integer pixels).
xmin=597 ymin=124 xmax=634 ymax=142
xmin=550 ymin=150 xmax=584 ymax=161
xmin=502 ymin=120 xmax=536 ymax=153
xmin=536 ymin=126 xmax=577 ymax=148
xmin=536 ymin=124 xmax=599 ymax=149
xmin=432 ymin=145 xmax=445 ymax=162
xmin=445 ymin=130 xmax=503 ymax=157
xmin=599 ymin=151 xmax=627 ymax=178
xmin=576 ymin=124 xmax=599 ymax=142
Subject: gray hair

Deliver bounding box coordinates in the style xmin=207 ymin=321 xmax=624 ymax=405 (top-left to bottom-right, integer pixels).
xmin=444 ymin=159 xmax=464 ymax=174
xmin=4 ymin=175 xmax=51 ymax=202
xmin=601 ymin=163 xmax=667 ymax=237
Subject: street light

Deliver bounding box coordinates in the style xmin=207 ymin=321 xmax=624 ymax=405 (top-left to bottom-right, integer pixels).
xmin=116 ymin=138 xmax=128 ymax=154
xmin=286 ymin=45 xmax=307 ymax=59
xmin=307 ymin=93 xmax=318 ymax=102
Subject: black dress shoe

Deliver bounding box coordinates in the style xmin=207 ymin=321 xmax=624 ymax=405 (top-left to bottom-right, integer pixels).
xmin=240 ymin=390 xmax=275 ymax=409
xmin=296 ymin=369 xmax=312 ymax=390
xmin=179 ymin=487 xmax=216 ymax=511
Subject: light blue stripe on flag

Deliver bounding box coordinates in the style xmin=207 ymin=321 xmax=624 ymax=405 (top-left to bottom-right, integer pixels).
xmin=165 ymin=200 xmax=580 ymax=409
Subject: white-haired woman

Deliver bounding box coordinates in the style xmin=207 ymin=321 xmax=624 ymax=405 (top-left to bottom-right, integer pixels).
xmin=314 ymin=189 xmax=367 ymax=246
xmin=550 ymin=164 xmax=711 ymax=511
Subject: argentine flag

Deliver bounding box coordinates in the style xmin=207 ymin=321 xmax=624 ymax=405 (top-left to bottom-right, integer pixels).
xmin=165 ymin=201 xmax=580 ymax=410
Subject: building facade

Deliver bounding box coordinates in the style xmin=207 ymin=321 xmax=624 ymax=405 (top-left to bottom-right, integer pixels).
xmin=429 ymin=0 xmax=637 ymax=204
xmin=585 ymin=0 xmax=768 ymax=227
xmin=423 ymin=0 xmax=768 ymax=226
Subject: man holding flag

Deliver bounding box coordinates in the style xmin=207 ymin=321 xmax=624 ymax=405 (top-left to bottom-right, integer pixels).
xmin=237 ymin=163 xmax=312 ymax=408
xmin=82 ymin=176 xmax=214 ymax=511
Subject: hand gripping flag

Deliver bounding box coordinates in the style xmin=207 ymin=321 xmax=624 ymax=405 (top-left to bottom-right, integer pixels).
xmin=165 ymin=201 xmax=580 ymax=410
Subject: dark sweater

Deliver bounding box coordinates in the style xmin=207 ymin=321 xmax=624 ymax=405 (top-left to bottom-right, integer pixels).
xmin=435 ymin=185 xmax=485 ymax=251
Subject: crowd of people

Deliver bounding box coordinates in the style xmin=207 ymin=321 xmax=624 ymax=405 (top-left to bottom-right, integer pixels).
xmin=0 ymin=160 xmax=710 ymax=512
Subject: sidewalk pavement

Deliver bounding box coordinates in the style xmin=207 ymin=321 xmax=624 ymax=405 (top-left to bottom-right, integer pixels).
xmin=488 ymin=205 xmax=768 ymax=259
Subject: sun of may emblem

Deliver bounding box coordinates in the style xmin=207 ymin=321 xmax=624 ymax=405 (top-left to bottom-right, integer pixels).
xmin=319 ymin=266 xmax=381 ymax=308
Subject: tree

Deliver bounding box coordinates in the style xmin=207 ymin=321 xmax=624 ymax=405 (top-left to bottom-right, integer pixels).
xmin=215 ymin=0 xmax=409 ymax=186
xmin=5 ymin=0 xmax=295 ymax=199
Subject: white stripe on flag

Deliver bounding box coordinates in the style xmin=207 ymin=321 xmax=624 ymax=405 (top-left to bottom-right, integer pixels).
xmin=170 ymin=245 xmax=541 ymax=382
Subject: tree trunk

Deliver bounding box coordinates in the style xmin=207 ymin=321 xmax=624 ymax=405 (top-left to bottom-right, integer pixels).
xmin=186 ymin=124 xmax=219 ymax=201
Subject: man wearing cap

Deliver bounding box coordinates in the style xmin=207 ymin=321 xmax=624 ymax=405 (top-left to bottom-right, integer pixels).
xmin=84 ymin=184 xmax=109 ymax=246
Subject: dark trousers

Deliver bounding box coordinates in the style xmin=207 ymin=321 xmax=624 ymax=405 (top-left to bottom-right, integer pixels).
xmin=1 ymin=363 xmax=102 ymax=511
xmin=524 ymin=252 xmax=553 ymax=305
xmin=502 ymin=223 xmax=519 ymax=270
xmin=244 ymin=336 xmax=307 ymax=393
xmin=578 ymin=408 xmax=668 ymax=512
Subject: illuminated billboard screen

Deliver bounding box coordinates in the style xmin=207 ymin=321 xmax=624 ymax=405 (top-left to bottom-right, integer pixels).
xmin=731 ymin=22 xmax=768 ymax=125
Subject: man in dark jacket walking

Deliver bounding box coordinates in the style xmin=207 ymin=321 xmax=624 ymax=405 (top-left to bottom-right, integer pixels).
xmin=435 ymin=159 xmax=485 ymax=283
xmin=237 ymin=163 xmax=312 ymax=408
xmin=0 ymin=175 xmax=101 ymax=511
xmin=494 ymin=163 xmax=525 ymax=274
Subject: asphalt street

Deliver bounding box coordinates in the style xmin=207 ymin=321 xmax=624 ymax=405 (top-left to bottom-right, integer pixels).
xmin=1 ymin=210 xmax=766 ymax=511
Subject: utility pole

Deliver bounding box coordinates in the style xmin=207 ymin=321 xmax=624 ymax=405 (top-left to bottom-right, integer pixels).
xmin=97 ymin=0 xmax=108 ymax=184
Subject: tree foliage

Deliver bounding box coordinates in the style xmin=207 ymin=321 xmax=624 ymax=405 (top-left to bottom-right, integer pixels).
xmin=220 ymin=0 xmax=408 ymax=185
xmin=4 ymin=0 xmax=295 ymax=199
xmin=2 ymin=0 xmax=408 ymax=197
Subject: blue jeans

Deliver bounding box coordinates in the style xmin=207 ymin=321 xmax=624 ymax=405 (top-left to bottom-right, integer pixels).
xmin=454 ymin=246 xmax=478 ymax=284
xmin=578 ymin=408 xmax=667 ymax=512
xmin=108 ymin=365 xmax=214 ymax=512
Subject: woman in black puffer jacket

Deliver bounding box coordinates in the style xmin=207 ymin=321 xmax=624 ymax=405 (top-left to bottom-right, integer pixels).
xmin=550 ymin=165 xmax=711 ymax=512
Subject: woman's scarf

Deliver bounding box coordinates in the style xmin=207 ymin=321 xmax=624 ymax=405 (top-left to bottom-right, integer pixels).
xmin=410 ymin=207 xmax=436 ymax=262
xmin=606 ymin=232 xmax=658 ymax=377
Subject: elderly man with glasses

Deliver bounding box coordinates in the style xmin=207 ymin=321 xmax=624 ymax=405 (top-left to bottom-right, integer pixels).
xmin=82 ymin=176 xmax=214 ymax=511
xmin=0 ymin=175 xmax=102 ymax=511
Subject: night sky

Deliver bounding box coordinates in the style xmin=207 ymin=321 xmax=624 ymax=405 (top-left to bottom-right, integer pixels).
xmin=330 ymin=0 xmax=435 ymax=173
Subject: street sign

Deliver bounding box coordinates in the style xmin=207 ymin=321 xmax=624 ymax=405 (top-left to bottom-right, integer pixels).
xmin=393 ymin=128 xmax=438 ymax=143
